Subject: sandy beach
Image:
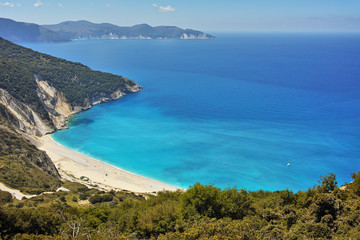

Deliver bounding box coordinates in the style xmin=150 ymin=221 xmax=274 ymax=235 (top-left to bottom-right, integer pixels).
xmin=35 ymin=135 xmax=178 ymax=193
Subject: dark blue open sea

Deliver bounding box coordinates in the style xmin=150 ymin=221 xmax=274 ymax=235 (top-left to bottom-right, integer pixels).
xmin=24 ymin=33 xmax=360 ymax=191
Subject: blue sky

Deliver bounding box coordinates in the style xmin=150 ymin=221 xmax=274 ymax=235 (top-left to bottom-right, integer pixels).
xmin=0 ymin=0 xmax=359 ymax=32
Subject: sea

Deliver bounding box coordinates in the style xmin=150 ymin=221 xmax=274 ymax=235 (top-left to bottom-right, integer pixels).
xmin=23 ymin=33 xmax=360 ymax=192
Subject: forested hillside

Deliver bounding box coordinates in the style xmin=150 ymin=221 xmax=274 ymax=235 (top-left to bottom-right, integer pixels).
xmin=43 ymin=21 xmax=215 ymax=40
xmin=0 ymin=37 xmax=138 ymax=112
xmin=1 ymin=173 xmax=360 ymax=239
xmin=0 ymin=37 xmax=140 ymax=194
xmin=0 ymin=17 xmax=214 ymax=42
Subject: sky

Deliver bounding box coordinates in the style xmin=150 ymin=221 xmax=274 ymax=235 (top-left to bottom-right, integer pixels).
xmin=0 ymin=0 xmax=359 ymax=32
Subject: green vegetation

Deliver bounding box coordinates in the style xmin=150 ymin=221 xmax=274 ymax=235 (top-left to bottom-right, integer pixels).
xmin=0 ymin=125 xmax=61 ymax=194
xmin=1 ymin=29 xmax=359 ymax=240
xmin=0 ymin=104 xmax=61 ymax=194
xmin=1 ymin=173 xmax=360 ymax=239
xmin=43 ymin=21 xmax=215 ymax=40
xmin=0 ymin=37 xmax=137 ymax=117
xmin=0 ymin=190 xmax=12 ymax=203
xmin=88 ymin=193 xmax=114 ymax=204
xmin=0 ymin=37 xmax=139 ymax=195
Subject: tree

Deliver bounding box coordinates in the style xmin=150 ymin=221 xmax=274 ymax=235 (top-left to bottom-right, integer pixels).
xmin=0 ymin=190 xmax=13 ymax=203
xmin=317 ymin=173 xmax=337 ymax=193
xmin=180 ymin=183 xmax=221 ymax=219
xmin=219 ymin=188 xmax=252 ymax=219
xmin=350 ymin=170 xmax=360 ymax=196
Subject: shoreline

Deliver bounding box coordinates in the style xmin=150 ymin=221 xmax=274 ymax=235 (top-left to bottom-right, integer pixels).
xmin=35 ymin=135 xmax=179 ymax=193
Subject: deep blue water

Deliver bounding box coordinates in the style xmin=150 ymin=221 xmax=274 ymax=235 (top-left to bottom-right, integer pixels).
xmin=24 ymin=33 xmax=360 ymax=191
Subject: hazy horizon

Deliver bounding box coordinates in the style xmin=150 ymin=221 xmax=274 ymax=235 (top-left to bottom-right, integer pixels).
xmin=1 ymin=0 xmax=359 ymax=32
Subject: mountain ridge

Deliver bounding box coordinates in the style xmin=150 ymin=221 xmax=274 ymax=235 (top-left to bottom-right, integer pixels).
xmin=0 ymin=17 xmax=214 ymax=42
xmin=0 ymin=17 xmax=69 ymax=43
xmin=43 ymin=20 xmax=215 ymax=40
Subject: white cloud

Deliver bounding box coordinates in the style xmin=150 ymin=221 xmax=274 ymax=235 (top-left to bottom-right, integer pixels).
xmin=152 ymin=3 xmax=175 ymax=13
xmin=58 ymin=2 xmax=63 ymax=8
xmin=159 ymin=5 xmax=175 ymax=12
xmin=105 ymin=3 xmax=110 ymax=8
xmin=16 ymin=3 xmax=20 ymax=6
xmin=34 ymin=0 xmax=42 ymax=7
xmin=90 ymin=2 xmax=94 ymax=6
xmin=0 ymin=2 xmax=15 ymax=7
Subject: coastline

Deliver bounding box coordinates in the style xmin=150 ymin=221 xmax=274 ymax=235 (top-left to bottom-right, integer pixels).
xmin=35 ymin=135 xmax=179 ymax=193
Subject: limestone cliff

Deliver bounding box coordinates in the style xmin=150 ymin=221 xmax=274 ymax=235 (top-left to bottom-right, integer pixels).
xmin=35 ymin=76 xmax=74 ymax=130
xmin=0 ymin=75 xmax=141 ymax=137
xmin=0 ymin=88 xmax=54 ymax=136
xmin=0 ymin=37 xmax=142 ymax=194
xmin=35 ymin=75 xmax=141 ymax=131
xmin=0 ymin=36 xmax=141 ymax=137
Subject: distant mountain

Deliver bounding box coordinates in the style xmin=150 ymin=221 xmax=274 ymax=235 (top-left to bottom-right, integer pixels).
xmin=43 ymin=20 xmax=215 ymax=40
xmin=0 ymin=18 xmax=69 ymax=43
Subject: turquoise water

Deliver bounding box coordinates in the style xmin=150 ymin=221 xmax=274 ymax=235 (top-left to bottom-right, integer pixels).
xmin=24 ymin=33 xmax=360 ymax=191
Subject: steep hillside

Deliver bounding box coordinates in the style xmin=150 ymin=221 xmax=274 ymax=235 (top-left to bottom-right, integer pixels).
xmin=0 ymin=37 xmax=141 ymax=131
xmin=0 ymin=37 xmax=141 ymax=193
xmin=0 ymin=104 xmax=61 ymax=194
xmin=43 ymin=20 xmax=215 ymax=39
xmin=0 ymin=18 xmax=69 ymax=43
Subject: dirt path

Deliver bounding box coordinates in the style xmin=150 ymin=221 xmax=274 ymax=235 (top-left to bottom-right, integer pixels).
xmin=0 ymin=182 xmax=36 ymax=200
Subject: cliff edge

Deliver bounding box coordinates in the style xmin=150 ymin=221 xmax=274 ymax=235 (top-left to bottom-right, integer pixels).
xmin=0 ymin=37 xmax=141 ymax=193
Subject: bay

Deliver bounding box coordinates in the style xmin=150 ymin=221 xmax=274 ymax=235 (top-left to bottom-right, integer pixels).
xmin=24 ymin=33 xmax=360 ymax=191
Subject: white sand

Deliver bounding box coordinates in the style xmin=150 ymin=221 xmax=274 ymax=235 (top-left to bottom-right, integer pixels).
xmin=36 ymin=135 xmax=178 ymax=193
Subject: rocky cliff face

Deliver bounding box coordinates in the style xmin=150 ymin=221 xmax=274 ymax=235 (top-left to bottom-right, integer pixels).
xmin=180 ymin=33 xmax=212 ymax=39
xmin=71 ymin=81 xmax=141 ymax=113
xmin=0 ymin=88 xmax=54 ymax=136
xmin=0 ymin=75 xmax=141 ymax=138
xmin=35 ymin=76 xmax=74 ymax=130
xmin=0 ymin=37 xmax=142 ymax=138
xmin=0 ymin=75 xmax=140 ymax=191
xmin=35 ymin=75 xmax=141 ymax=132
xmin=0 ymin=37 xmax=142 ymax=194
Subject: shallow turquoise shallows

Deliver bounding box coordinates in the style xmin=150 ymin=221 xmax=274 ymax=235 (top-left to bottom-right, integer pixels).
xmin=24 ymin=33 xmax=360 ymax=191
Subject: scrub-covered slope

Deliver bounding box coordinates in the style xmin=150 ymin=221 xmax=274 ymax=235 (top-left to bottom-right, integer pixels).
xmin=0 ymin=37 xmax=141 ymax=193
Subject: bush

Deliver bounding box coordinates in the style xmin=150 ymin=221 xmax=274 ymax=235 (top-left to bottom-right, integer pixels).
xmin=89 ymin=194 xmax=113 ymax=204
xmin=79 ymin=192 xmax=90 ymax=200
xmin=0 ymin=190 xmax=13 ymax=203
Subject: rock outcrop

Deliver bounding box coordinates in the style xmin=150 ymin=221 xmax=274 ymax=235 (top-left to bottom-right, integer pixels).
xmin=0 ymin=37 xmax=142 ymax=194
xmin=0 ymin=88 xmax=54 ymax=136
xmin=35 ymin=76 xmax=73 ymax=130
xmin=35 ymin=75 xmax=141 ymax=131
xmin=0 ymin=76 xmax=141 ymax=138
